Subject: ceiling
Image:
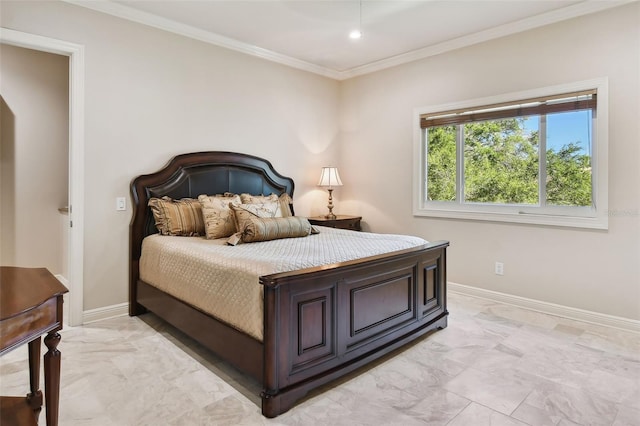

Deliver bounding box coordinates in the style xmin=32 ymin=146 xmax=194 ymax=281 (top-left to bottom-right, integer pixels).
xmin=68 ymin=0 xmax=630 ymax=80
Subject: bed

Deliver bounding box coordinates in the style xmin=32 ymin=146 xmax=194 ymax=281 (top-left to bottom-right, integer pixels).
xmin=129 ymin=151 xmax=449 ymax=417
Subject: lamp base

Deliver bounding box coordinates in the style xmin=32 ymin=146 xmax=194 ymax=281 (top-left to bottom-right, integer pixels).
xmin=325 ymin=189 xmax=337 ymax=220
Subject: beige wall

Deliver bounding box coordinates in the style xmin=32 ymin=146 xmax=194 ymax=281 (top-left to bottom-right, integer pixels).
xmin=339 ymin=3 xmax=640 ymax=320
xmin=2 ymin=1 xmax=638 ymax=321
xmin=0 ymin=44 xmax=69 ymax=275
xmin=1 ymin=1 xmax=340 ymax=311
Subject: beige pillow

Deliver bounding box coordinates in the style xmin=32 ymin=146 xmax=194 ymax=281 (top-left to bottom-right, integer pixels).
xmin=198 ymin=194 xmax=242 ymax=239
xmin=227 ymin=214 xmax=313 ymax=246
xmin=239 ymin=193 xmax=278 ymax=204
xmin=239 ymin=193 xmax=293 ymax=217
xmin=148 ymin=196 xmax=204 ymax=236
xmin=229 ymin=202 xmax=279 ymax=233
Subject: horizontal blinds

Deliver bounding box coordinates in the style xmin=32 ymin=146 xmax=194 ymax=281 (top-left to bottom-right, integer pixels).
xmin=420 ymin=89 xmax=597 ymax=128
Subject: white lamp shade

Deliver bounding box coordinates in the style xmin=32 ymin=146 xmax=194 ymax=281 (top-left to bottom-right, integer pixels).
xmin=318 ymin=167 xmax=343 ymax=188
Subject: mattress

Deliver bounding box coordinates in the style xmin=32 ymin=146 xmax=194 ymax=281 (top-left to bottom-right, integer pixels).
xmin=139 ymin=226 xmax=427 ymax=341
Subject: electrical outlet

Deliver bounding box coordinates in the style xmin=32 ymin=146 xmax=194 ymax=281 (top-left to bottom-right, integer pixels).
xmin=495 ymin=262 xmax=504 ymax=276
xmin=116 ymin=197 xmax=126 ymax=211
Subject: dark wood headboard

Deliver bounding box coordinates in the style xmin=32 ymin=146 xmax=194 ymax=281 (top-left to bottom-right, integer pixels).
xmin=129 ymin=151 xmax=295 ymax=314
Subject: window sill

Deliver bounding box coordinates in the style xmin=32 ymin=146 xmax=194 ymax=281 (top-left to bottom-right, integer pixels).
xmin=413 ymin=207 xmax=608 ymax=230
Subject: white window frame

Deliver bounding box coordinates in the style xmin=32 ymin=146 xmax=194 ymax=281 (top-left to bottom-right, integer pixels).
xmin=413 ymin=78 xmax=608 ymax=229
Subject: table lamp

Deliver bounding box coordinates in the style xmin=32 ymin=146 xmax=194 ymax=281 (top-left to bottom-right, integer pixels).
xmin=318 ymin=167 xmax=343 ymax=219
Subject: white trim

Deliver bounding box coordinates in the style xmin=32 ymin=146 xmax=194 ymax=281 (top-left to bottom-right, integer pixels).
xmin=340 ymin=0 xmax=634 ymax=80
xmin=449 ymin=282 xmax=640 ymax=334
xmin=54 ymin=274 xmax=69 ymax=287
xmin=62 ymin=0 xmax=341 ymax=80
xmin=83 ymin=303 xmax=129 ymax=324
xmin=0 ymin=28 xmax=85 ymax=327
xmin=62 ymin=0 xmax=633 ymax=81
xmin=413 ymin=78 xmax=609 ymax=230
xmin=55 ymin=274 xmax=70 ymax=326
xmin=82 ymin=286 xmax=640 ymax=333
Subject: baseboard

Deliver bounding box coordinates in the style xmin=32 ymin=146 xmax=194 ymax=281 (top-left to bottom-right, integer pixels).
xmin=53 ymin=274 xmax=128 ymax=325
xmin=448 ymin=282 xmax=640 ymax=334
xmin=82 ymin=302 xmax=129 ymax=324
xmin=77 ymin=285 xmax=639 ymax=333
xmin=54 ymin=274 xmax=68 ymax=286
xmin=55 ymin=274 xmax=70 ymax=326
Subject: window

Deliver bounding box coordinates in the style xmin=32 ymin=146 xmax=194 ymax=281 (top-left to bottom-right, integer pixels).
xmin=413 ymin=79 xmax=608 ymax=229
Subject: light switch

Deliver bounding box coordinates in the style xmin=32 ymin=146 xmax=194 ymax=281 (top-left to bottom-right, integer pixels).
xmin=116 ymin=197 xmax=126 ymax=211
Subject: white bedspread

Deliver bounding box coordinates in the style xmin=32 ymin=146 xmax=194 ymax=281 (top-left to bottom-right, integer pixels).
xmin=140 ymin=226 xmax=427 ymax=341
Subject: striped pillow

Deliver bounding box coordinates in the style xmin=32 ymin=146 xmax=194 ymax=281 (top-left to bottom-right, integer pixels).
xmin=227 ymin=204 xmax=312 ymax=245
xmin=148 ymin=196 xmax=204 ymax=236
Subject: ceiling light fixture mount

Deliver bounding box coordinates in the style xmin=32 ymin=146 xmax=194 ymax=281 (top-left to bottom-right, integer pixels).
xmin=349 ymin=0 xmax=362 ymax=40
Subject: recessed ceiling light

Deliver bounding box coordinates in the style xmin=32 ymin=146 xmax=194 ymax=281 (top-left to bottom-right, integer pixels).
xmin=349 ymin=0 xmax=362 ymax=40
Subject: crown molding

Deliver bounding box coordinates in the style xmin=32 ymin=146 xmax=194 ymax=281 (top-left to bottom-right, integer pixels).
xmin=339 ymin=0 xmax=636 ymax=79
xmin=62 ymin=0 xmax=342 ymax=80
xmin=63 ymin=0 xmax=635 ymax=81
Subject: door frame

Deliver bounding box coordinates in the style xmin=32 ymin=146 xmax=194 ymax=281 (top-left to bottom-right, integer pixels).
xmin=1 ymin=28 xmax=84 ymax=326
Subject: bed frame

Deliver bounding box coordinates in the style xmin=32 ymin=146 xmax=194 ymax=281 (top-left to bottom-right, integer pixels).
xmin=129 ymin=151 xmax=449 ymax=417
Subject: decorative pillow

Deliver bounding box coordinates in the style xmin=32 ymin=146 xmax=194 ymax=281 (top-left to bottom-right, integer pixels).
xmin=198 ymin=193 xmax=242 ymax=239
xmin=227 ymin=215 xmax=313 ymax=246
xmin=148 ymin=196 xmax=204 ymax=236
xmin=239 ymin=193 xmax=278 ymax=204
xmin=229 ymin=202 xmax=279 ymax=233
xmin=239 ymin=193 xmax=293 ymax=217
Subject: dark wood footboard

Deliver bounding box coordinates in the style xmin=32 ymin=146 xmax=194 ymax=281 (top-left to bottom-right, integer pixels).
xmin=260 ymin=240 xmax=448 ymax=417
xmin=130 ymin=152 xmax=449 ymax=418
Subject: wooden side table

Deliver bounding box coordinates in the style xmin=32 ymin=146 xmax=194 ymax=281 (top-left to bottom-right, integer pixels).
xmin=308 ymin=215 xmax=362 ymax=231
xmin=0 ymin=267 xmax=69 ymax=426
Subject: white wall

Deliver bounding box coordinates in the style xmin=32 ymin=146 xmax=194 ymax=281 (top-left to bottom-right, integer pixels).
xmin=339 ymin=3 xmax=640 ymax=321
xmin=0 ymin=43 xmax=69 ymax=275
xmin=2 ymin=1 xmax=638 ymax=322
xmin=1 ymin=1 xmax=340 ymax=310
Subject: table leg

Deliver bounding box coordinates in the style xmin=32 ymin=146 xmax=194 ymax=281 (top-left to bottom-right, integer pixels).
xmin=26 ymin=336 xmax=43 ymax=418
xmin=44 ymin=331 xmax=62 ymax=426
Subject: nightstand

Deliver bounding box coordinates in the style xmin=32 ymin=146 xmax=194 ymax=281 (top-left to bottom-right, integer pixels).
xmin=1 ymin=267 xmax=68 ymax=426
xmin=308 ymin=215 xmax=362 ymax=231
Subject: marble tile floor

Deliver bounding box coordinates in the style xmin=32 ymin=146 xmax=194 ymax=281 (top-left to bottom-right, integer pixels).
xmin=1 ymin=292 xmax=638 ymax=426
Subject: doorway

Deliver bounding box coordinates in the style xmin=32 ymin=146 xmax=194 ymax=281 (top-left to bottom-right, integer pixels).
xmin=0 ymin=28 xmax=85 ymax=326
